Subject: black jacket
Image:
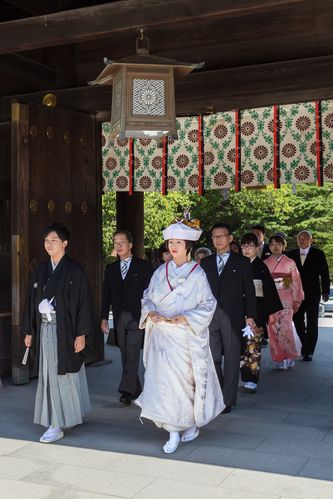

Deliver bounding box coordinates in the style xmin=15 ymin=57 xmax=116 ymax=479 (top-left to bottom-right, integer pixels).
xmin=288 ymin=246 xmax=330 ymax=300
xmin=22 ymin=255 xmax=94 ymax=375
xmin=201 ymin=252 xmax=257 ymax=331
xmin=251 ymin=257 xmax=283 ymax=327
xmin=258 ymin=242 xmax=271 ymax=261
xmin=101 ymin=256 xmax=153 ymax=326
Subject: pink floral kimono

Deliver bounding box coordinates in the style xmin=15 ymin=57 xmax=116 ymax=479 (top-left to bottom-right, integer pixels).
xmin=265 ymin=254 xmax=304 ymax=362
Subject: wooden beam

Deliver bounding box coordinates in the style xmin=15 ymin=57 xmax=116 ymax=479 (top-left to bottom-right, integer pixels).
xmin=6 ymin=0 xmax=65 ymax=15
xmin=2 ymin=55 xmax=333 ymax=121
xmin=0 ymin=0 xmax=304 ymax=55
xmin=0 ymin=85 xmax=111 ymax=120
xmin=0 ymin=54 xmax=56 ymax=89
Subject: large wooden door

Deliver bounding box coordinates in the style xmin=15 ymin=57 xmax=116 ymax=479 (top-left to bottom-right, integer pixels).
xmin=11 ymin=102 xmax=103 ymax=383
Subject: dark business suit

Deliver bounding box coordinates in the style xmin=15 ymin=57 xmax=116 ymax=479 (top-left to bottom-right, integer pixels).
xmin=258 ymin=242 xmax=271 ymax=261
xmin=288 ymin=246 xmax=330 ymax=356
xmin=101 ymin=256 xmax=153 ymax=396
xmin=201 ymin=252 xmax=256 ymax=406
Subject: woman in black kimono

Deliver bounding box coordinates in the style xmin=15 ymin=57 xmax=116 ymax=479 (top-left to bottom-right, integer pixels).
xmin=240 ymin=233 xmax=283 ymax=392
xmin=23 ymin=223 xmax=94 ymax=443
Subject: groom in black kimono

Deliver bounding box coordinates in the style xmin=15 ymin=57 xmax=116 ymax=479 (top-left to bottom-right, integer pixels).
xmin=101 ymin=230 xmax=153 ymax=405
xmin=201 ymin=222 xmax=257 ymax=413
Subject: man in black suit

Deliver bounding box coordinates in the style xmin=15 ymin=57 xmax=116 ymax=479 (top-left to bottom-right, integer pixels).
xmin=101 ymin=230 xmax=153 ymax=405
xmin=200 ymin=222 xmax=256 ymax=413
xmin=251 ymin=223 xmax=271 ymax=260
xmin=288 ymin=230 xmax=330 ymax=361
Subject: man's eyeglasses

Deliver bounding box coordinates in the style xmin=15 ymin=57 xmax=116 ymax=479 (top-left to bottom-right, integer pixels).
xmin=212 ymin=234 xmax=229 ymax=239
xmin=241 ymin=243 xmax=256 ymax=248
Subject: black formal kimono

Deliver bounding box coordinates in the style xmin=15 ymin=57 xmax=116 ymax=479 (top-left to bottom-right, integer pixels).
xmin=241 ymin=257 xmax=283 ymax=384
xmin=288 ymin=246 xmax=330 ymax=356
xmin=101 ymin=256 xmax=153 ymax=397
xmin=22 ymin=254 xmax=94 ymax=375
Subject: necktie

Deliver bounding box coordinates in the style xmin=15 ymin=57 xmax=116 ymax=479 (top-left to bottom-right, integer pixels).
xmin=218 ymin=255 xmax=225 ymax=275
xmin=121 ymin=259 xmax=128 ymax=279
xmin=300 ymin=252 xmax=306 ymax=266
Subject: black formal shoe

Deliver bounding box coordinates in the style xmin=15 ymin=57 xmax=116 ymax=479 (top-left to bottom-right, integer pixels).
xmin=221 ymin=405 xmax=231 ymax=414
xmin=303 ymin=355 xmax=313 ymax=362
xmin=119 ymin=393 xmax=132 ymax=405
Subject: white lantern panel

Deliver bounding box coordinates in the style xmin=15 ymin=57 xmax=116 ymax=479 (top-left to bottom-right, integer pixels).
xmin=132 ymin=79 xmax=165 ymax=116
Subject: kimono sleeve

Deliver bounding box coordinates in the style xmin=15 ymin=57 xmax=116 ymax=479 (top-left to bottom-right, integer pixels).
xmin=182 ymin=273 xmax=217 ymax=336
xmin=21 ymin=269 xmax=39 ymax=336
xmin=72 ymin=268 xmax=94 ymax=337
xmin=139 ymin=270 xmax=158 ymax=329
xmin=290 ymin=261 xmax=304 ymax=304
xmin=262 ymin=265 xmax=283 ymax=316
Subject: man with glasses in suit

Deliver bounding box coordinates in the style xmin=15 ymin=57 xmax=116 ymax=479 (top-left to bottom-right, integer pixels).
xmin=200 ymin=222 xmax=256 ymax=413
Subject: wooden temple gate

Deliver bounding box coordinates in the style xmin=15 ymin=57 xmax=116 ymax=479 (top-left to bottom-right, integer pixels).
xmin=1 ymin=0 xmax=333 ymax=384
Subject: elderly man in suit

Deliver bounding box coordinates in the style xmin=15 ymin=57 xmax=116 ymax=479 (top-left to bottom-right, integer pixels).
xmin=288 ymin=230 xmax=330 ymax=361
xmin=200 ymin=222 xmax=256 ymax=413
xmin=101 ymin=230 xmax=153 ymax=405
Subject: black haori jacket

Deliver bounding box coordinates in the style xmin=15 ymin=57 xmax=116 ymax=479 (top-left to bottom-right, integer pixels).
xmin=22 ymin=254 xmax=94 ymax=375
xmin=251 ymin=256 xmax=283 ymax=327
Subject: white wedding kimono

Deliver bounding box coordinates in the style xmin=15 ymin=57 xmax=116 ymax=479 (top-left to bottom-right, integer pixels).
xmin=135 ymin=261 xmax=225 ymax=431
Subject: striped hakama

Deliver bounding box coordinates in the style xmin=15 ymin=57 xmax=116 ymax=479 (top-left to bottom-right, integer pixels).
xmin=34 ymin=314 xmax=91 ymax=429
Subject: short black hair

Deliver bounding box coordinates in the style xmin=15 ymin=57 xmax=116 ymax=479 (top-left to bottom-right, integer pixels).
xmin=251 ymin=223 xmax=266 ymax=234
xmin=241 ymin=233 xmax=259 ymax=247
xmin=211 ymin=222 xmax=232 ymax=235
xmin=158 ymin=243 xmax=169 ymax=259
xmin=113 ymin=230 xmax=133 ymax=244
xmin=43 ymin=222 xmax=70 ymax=242
xmin=269 ymin=234 xmax=286 ymax=247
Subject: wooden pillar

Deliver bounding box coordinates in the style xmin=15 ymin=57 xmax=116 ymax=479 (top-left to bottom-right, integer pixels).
xmin=11 ymin=102 xmax=30 ymax=384
xmin=116 ymin=192 xmax=144 ymax=258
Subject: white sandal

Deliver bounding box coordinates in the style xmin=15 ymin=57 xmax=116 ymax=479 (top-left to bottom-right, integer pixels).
xmin=163 ymin=431 xmax=180 ymax=454
xmin=181 ymin=426 xmax=199 ymax=443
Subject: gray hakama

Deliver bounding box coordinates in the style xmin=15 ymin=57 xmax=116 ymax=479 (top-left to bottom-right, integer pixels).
xmin=33 ymin=314 xmax=91 ymax=429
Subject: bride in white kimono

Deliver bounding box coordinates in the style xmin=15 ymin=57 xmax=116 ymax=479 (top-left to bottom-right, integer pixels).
xmin=135 ymin=221 xmax=225 ymax=453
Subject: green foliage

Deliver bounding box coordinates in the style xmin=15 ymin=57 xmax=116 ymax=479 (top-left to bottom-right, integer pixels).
xmin=102 ymin=185 xmax=333 ymax=277
xmin=101 ymin=191 xmax=116 ymax=263
xmin=143 ymin=192 xmax=195 ymax=249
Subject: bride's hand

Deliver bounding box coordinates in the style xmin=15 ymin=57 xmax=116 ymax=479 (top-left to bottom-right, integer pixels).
xmin=148 ymin=312 xmax=166 ymax=324
xmin=168 ymin=315 xmax=188 ymax=326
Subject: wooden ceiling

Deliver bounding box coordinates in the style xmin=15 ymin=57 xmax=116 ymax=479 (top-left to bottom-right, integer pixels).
xmin=0 ymin=0 xmax=333 ymax=121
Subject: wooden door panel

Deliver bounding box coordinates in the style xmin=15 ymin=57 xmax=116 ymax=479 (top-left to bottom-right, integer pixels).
xmin=11 ymin=102 xmax=103 ymax=380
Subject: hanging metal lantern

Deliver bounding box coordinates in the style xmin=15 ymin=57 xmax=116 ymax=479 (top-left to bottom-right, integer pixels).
xmin=90 ymin=30 xmax=203 ymax=142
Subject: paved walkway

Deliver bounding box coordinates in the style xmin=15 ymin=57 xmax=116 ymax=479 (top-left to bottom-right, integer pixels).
xmin=1 ymin=319 xmax=333 ymax=498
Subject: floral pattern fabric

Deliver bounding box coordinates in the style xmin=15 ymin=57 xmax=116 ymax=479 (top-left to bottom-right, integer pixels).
xmin=102 ymin=99 xmax=333 ymax=192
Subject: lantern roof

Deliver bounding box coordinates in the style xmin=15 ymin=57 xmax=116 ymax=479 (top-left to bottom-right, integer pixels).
xmin=89 ymin=54 xmax=204 ymax=86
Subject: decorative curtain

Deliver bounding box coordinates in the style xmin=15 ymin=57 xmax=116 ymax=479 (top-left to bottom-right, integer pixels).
xmin=102 ymin=99 xmax=333 ymax=192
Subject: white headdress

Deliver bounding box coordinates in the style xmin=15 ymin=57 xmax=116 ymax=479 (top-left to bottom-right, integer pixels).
xmin=162 ymin=221 xmax=202 ymax=241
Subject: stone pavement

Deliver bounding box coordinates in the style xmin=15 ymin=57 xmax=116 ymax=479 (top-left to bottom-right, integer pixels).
xmin=1 ymin=319 xmax=333 ymax=499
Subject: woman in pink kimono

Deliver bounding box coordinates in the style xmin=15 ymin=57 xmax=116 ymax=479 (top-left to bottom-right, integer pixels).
xmin=135 ymin=221 xmax=224 ymax=454
xmin=265 ymin=234 xmax=304 ymax=369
